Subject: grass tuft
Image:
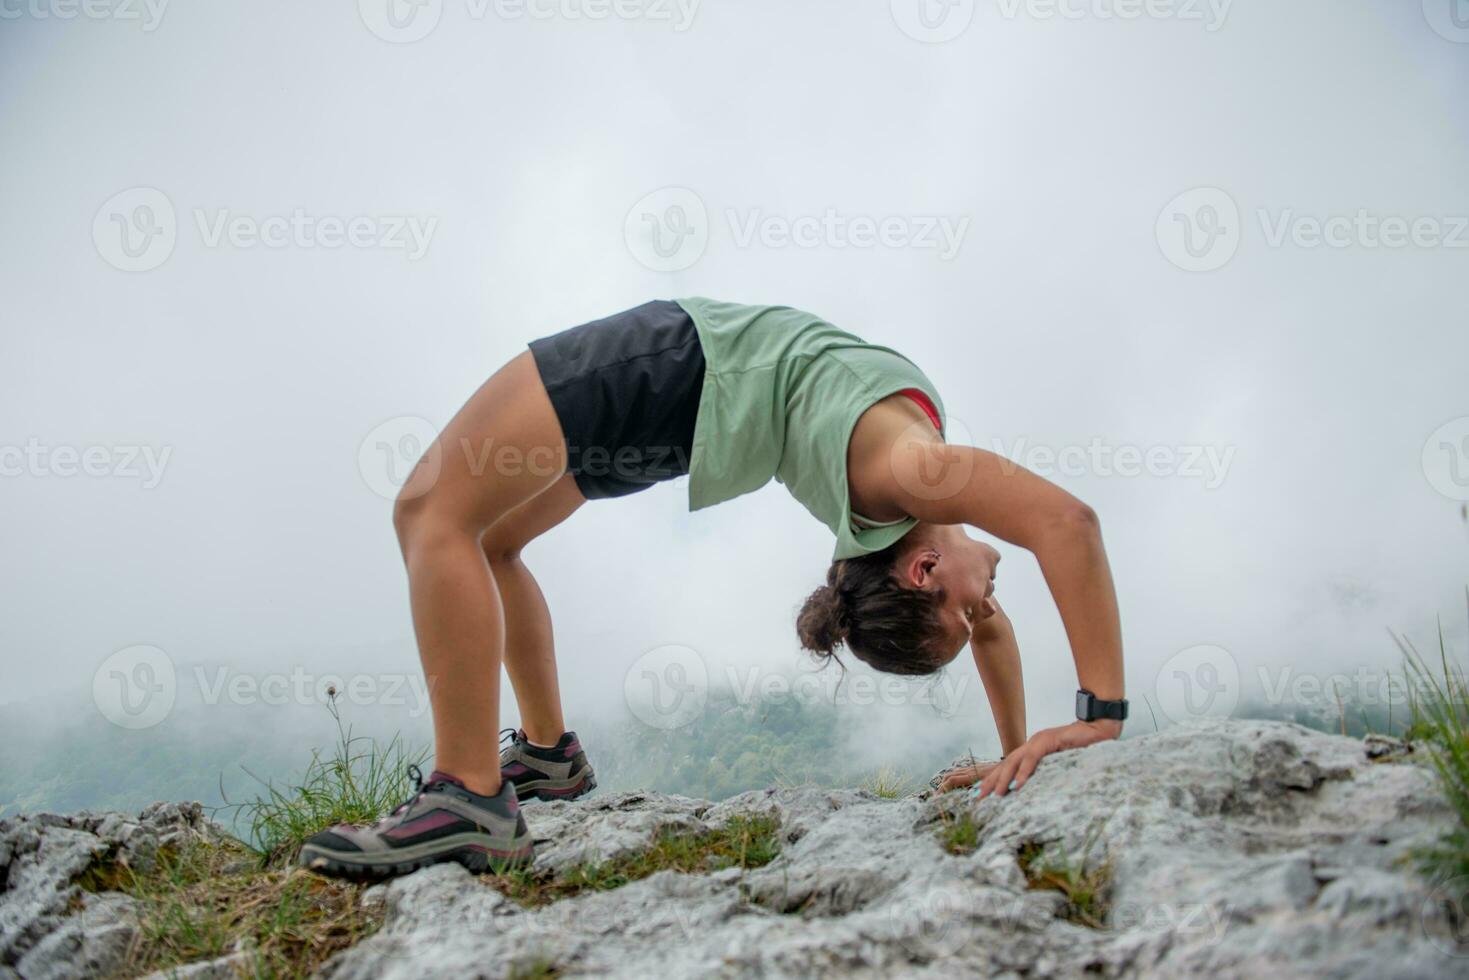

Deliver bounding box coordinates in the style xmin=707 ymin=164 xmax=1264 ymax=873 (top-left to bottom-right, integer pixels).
xmin=220 ymin=693 xmax=429 ymax=867
xmin=486 ymin=813 xmax=781 ymax=907
xmin=77 ymin=837 xmax=377 ymax=978
xmin=860 ymin=766 xmax=913 ymax=799
xmin=1016 ymin=830 xmax=1111 ymax=929
xmin=936 ymin=809 xmax=982 ymax=856
xmin=1393 ymin=592 xmax=1469 ymax=885
xmin=507 ymin=957 xmax=563 ymax=980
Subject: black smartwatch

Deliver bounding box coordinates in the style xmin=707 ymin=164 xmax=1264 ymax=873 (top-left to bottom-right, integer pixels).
xmin=1075 ymin=689 xmax=1128 ymax=723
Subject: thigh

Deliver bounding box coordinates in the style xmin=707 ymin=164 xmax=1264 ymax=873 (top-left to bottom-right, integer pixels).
xmin=481 ymin=472 xmax=586 ymax=562
xmin=402 ymin=351 xmax=569 ymax=532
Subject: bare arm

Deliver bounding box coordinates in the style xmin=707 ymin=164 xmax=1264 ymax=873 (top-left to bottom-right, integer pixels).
xmin=971 ymin=601 xmax=1026 ymax=756
xmin=934 ymin=602 xmax=1028 ymax=793
xmin=871 ymin=440 xmax=1126 ymax=794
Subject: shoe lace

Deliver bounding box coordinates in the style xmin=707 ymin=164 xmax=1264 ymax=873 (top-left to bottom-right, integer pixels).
xmin=498 ymin=728 xmax=527 ymax=760
xmin=378 ymin=763 xmax=427 ymax=824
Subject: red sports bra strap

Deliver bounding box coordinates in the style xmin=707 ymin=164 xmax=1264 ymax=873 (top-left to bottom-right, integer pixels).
xmin=897 ymin=388 xmax=941 ymax=431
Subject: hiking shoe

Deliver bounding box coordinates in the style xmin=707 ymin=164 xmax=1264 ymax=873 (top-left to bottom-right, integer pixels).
xmin=499 ymin=728 xmax=598 ymax=802
xmin=298 ymin=765 xmax=533 ymax=880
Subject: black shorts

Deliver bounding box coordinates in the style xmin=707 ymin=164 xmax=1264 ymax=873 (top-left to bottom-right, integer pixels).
xmin=528 ymin=300 xmax=705 ymax=500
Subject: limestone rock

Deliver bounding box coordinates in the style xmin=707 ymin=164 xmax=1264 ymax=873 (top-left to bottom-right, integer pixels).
xmin=0 ymin=801 xmax=214 ymax=978
xmin=319 ymin=721 xmax=1467 ymax=979
xmin=4 ymin=722 xmax=1464 ymax=979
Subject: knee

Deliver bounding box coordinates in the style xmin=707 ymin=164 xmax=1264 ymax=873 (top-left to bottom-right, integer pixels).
xmin=393 ymin=489 xmax=473 ymax=558
xmin=479 ymin=528 xmax=526 ymax=565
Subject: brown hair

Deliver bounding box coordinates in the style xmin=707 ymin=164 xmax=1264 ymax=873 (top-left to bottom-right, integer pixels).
xmin=795 ymin=541 xmax=951 ymax=676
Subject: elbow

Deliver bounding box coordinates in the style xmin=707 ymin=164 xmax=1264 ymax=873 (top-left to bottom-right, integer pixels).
xmin=1034 ymin=500 xmax=1101 ymax=550
xmin=1065 ymin=500 xmax=1100 ymax=533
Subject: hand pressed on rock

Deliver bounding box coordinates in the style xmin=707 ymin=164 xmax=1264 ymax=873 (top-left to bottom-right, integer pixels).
xmin=973 ymin=719 xmax=1121 ymax=799
xmin=931 ymin=761 xmax=1000 ymax=794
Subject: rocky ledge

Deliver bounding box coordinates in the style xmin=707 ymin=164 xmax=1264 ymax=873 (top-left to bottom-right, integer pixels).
xmin=3 ymin=720 xmax=1466 ymax=979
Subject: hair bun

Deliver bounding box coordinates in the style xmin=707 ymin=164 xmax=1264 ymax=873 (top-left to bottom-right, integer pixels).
xmin=796 ymin=583 xmax=849 ymax=657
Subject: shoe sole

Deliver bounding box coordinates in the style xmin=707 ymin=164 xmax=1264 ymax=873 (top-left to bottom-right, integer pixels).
xmin=299 ymin=831 xmax=534 ymax=881
xmin=514 ymin=770 xmax=598 ymax=803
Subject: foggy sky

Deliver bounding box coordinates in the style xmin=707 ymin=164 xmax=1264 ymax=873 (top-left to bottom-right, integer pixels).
xmin=2 ymin=2 xmax=1467 ymax=758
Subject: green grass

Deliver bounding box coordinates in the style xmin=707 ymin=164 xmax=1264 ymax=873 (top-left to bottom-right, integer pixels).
xmin=507 ymin=957 xmax=563 ymax=980
xmin=1016 ymin=830 xmax=1111 ymax=929
xmin=72 ymin=696 xmax=782 ymax=976
xmin=76 ymin=837 xmax=377 ymax=978
xmin=936 ymin=809 xmax=982 ymax=855
xmin=486 ymin=813 xmax=782 ymax=906
xmin=1392 ymin=589 xmax=1469 ymax=886
xmin=860 ymin=766 xmax=914 ymax=799
xmin=220 ymin=693 xmax=429 ymax=867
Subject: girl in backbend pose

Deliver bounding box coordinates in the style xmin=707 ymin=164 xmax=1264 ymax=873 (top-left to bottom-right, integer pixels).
xmin=301 ymin=299 xmax=1127 ymax=879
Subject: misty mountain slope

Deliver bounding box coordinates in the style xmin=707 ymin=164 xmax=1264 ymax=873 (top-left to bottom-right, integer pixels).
xmin=3 ymin=720 xmax=1464 ymax=979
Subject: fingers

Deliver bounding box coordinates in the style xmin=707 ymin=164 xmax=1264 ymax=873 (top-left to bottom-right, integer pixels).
xmin=1011 ymin=752 xmax=1041 ymax=792
xmin=938 ymin=764 xmax=982 ymax=792
xmin=993 ymin=755 xmax=1022 ymax=797
xmin=977 ymin=754 xmax=1021 ymax=799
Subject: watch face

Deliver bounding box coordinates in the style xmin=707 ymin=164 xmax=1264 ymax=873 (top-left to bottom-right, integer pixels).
xmin=1075 ymin=690 xmax=1090 ymax=719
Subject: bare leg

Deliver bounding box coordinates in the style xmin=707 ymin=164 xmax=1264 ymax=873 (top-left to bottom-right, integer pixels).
xmin=481 ymin=473 xmax=586 ymax=747
xmin=392 ymin=351 xmax=568 ymax=797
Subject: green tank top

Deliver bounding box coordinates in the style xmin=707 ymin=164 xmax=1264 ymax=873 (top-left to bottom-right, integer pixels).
xmin=675 ymin=297 xmax=946 ymax=561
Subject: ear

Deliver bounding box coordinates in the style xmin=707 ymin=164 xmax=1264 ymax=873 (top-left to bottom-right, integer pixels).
xmin=901 ymin=549 xmax=941 ymax=589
